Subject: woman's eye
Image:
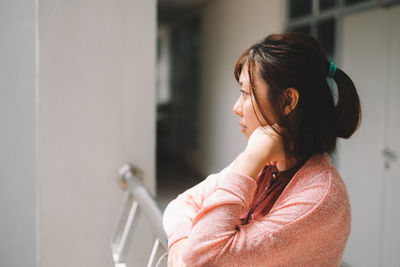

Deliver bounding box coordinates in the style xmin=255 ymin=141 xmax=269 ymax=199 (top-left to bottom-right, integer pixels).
xmin=241 ymin=91 xmax=248 ymax=97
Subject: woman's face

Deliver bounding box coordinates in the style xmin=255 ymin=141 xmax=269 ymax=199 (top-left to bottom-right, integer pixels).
xmin=232 ymin=63 xmax=270 ymax=141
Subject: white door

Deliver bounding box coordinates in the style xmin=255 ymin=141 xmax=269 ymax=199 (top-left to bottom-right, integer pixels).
xmin=380 ymin=8 xmax=400 ymax=266
xmin=338 ymin=6 xmax=400 ymax=267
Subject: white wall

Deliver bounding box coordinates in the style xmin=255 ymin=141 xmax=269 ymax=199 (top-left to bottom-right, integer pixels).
xmin=0 ymin=1 xmax=37 ymax=266
xmin=37 ymin=0 xmax=156 ymax=266
xmin=186 ymin=0 xmax=283 ymax=175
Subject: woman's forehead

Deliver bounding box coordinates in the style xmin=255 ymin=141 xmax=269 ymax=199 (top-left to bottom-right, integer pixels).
xmin=239 ymin=62 xmax=267 ymax=92
xmin=239 ymin=63 xmax=250 ymax=85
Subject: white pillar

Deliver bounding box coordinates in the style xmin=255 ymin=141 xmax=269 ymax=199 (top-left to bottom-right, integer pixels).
xmin=0 ymin=1 xmax=37 ymax=266
xmin=0 ymin=0 xmax=156 ymax=266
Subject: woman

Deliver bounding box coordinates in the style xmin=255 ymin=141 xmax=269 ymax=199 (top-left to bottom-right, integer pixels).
xmin=162 ymin=32 xmax=361 ymax=266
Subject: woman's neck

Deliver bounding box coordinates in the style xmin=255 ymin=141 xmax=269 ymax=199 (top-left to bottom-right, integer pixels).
xmin=275 ymin=155 xmax=310 ymax=172
xmin=276 ymin=160 xmax=288 ymax=172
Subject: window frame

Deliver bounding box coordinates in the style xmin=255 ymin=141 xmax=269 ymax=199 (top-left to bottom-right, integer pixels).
xmin=284 ymin=0 xmax=394 ymax=165
xmin=284 ymin=0 xmax=393 ymax=63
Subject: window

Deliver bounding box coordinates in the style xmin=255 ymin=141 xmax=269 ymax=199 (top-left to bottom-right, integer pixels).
xmin=317 ymin=18 xmax=335 ymax=59
xmin=285 ymin=0 xmax=378 ymax=62
xmin=345 ymin=0 xmax=372 ymax=5
xmin=320 ymin=0 xmax=337 ymax=10
xmin=284 ymin=0 xmax=384 ymax=165
xmin=289 ymin=0 xmax=313 ymax=19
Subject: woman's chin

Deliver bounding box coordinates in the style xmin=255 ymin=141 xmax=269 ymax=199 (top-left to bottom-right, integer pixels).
xmin=243 ymin=132 xmax=250 ymax=142
xmin=241 ymin=128 xmax=249 ymax=139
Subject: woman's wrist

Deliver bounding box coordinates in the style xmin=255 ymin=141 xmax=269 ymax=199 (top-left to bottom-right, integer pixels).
xmin=232 ymin=152 xmax=266 ymax=180
xmin=168 ymin=238 xmax=188 ymax=267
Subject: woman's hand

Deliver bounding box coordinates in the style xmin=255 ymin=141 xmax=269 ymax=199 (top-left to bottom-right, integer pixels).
xmin=168 ymin=238 xmax=188 ymax=267
xmin=245 ymin=125 xmax=286 ymax=163
xmin=232 ymin=125 xmax=285 ymax=179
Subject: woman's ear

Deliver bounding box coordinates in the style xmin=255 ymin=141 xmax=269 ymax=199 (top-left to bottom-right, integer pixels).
xmin=283 ymin=87 xmax=299 ymax=116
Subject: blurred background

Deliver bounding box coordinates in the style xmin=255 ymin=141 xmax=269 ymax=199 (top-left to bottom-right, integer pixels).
xmin=1 ymin=0 xmax=399 ymax=266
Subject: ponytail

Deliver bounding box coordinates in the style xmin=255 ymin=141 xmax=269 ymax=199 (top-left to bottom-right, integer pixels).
xmin=333 ymin=68 xmax=362 ymax=138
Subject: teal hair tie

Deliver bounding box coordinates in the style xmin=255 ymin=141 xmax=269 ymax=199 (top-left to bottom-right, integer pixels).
xmin=328 ymin=62 xmax=337 ymax=78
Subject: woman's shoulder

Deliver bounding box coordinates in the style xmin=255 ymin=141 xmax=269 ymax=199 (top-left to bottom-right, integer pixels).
xmin=267 ymin=153 xmax=351 ymax=230
xmin=283 ymin=153 xmax=348 ymax=199
xmin=255 ymin=154 xmax=351 ymax=260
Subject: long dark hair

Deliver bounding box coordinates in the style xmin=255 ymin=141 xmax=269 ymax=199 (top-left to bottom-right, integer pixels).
xmin=234 ymin=32 xmax=361 ymax=165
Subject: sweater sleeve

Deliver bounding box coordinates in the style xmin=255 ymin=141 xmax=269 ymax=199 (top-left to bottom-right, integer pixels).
xmin=162 ymin=161 xmax=237 ymax=251
xmin=180 ymin=170 xmax=330 ymax=267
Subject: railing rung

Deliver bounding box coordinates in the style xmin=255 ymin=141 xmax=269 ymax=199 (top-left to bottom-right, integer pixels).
xmin=111 ymin=164 xmax=169 ymax=267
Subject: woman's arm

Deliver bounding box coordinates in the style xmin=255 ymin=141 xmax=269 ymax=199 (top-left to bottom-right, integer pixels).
xmin=167 ymin=125 xmax=287 ymax=265
xmin=167 ymin=238 xmax=188 ymax=267
xmin=162 ymin=161 xmax=237 ymax=251
xmin=178 ymin=125 xmax=289 ymax=266
xmin=180 ymin=170 xmax=330 ymax=266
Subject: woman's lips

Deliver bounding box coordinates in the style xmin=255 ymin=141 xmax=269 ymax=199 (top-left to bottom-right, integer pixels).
xmin=240 ymin=123 xmax=247 ymax=132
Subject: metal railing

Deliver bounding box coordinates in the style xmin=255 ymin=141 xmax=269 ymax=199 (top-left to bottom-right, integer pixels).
xmin=111 ymin=164 xmax=168 ymax=267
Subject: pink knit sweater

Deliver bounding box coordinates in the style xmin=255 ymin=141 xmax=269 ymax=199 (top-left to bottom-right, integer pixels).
xmin=162 ymin=153 xmax=351 ymax=266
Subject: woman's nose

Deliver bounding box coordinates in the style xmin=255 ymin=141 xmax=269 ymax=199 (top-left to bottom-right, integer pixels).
xmin=232 ymin=96 xmax=242 ymax=116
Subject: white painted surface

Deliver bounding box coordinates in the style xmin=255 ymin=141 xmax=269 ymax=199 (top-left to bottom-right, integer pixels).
xmin=36 ymin=0 xmax=156 ymax=266
xmin=339 ymin=6 xmax=400 ymax=267
xmin=1 ymin=0 xmax=157 ymax=265
xmin=186 ymin=0 xmax=283 ymax=175
xmin=0 ymin=1 xmax=37 ymax=266
xmin=381 ymin=7 xmax=400 ymax=267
